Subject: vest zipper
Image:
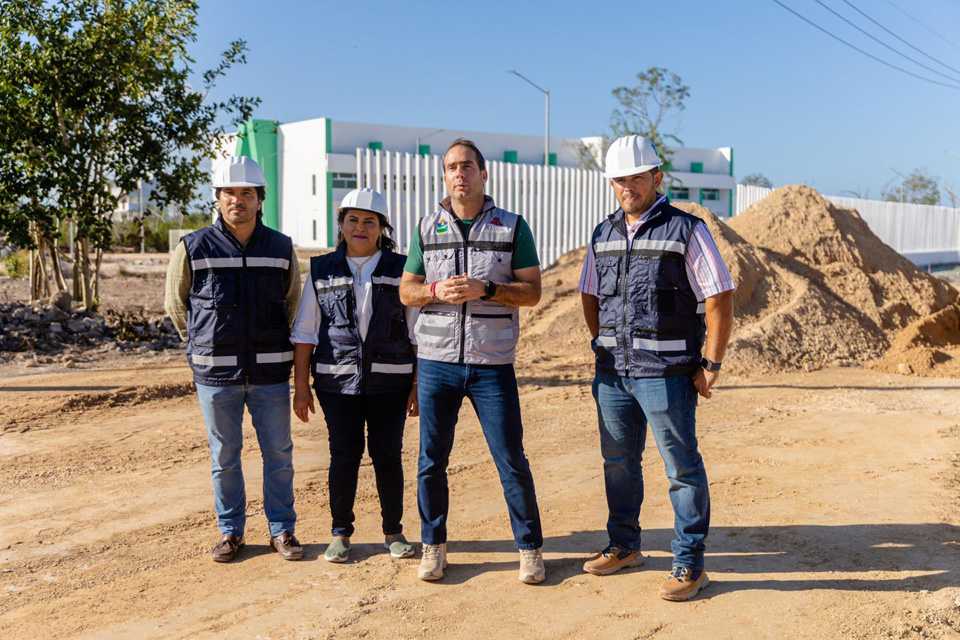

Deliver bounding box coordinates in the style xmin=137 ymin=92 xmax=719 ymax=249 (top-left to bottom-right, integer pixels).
xmin=617 ymin=223 xmax=631 ymax=372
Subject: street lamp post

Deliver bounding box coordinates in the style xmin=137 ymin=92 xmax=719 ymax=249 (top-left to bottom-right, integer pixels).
xmin=507 ymin=70 xmax=550 ymax=167
xmin=415 ymin=129 xmax=445 ymax=156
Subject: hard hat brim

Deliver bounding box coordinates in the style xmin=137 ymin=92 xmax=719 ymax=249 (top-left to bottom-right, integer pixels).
xmin=604 ymin=163 xmax=662 ymax=179
xmin=214 ymin=181 xmax=267 ymax=188
xmin=338 ymin=205 xmax=390 ymax=222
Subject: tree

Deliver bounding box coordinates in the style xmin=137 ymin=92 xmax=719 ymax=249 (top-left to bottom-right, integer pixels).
xmin=575 ymin=67 xmax=689 ymax=176
xmin=610 ymin=67 xmax=690 ymax=165
xmin=739 ymin=173 xmax=773 ymax=189
xmin=0 ymin=0 xmax=259 ymax=307
xmin=883 ymin=168 xmax=941 ymax=205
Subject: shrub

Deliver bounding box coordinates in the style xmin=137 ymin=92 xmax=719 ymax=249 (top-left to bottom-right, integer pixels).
xmin=3 ymin=250 xmax=29 ymax=278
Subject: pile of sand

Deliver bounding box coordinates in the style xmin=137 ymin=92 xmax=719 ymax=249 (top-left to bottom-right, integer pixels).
xmin=519 ymin=185 xmax=959 ymax=378
xmin=871 ymin=304 xmax=960 ymax=377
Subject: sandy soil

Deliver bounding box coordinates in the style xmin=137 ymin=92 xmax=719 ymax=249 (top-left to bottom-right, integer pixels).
xmin=2 ymin=360 xmax=960 ymax=639
xmin=2 ymin=237 xmax=960 ymax=638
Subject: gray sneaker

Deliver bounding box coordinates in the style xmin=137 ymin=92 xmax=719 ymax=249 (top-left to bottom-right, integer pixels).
xmin=417 ymin=543 xmax=447 ymax=581
xmin=384 ymin=533 xmax=416 ymax=559
xmin=324 ymin=537 xmax=350 ymax=563
xmin=519 ymin=547 xmax=545 ymax=584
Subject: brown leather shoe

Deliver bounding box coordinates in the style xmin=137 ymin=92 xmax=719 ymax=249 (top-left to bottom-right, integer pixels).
xmin=270 ymin=531 xmax=304 ymax=561
xmin=583 ymin=545 xmax=644 ymax=576
xmin=211 ymin=534 xmax=245 ymax=563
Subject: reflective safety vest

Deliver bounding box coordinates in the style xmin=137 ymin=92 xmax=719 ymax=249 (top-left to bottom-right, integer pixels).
xmin=416 ymin=197 xmax=521 ymax=365
xmin=183 ymin=217 xmax=295 ymax=386
xmin=310 ymin=245 xmax=415 ymax=395
xmin=591 ymin=198 xmax=706 ymax=378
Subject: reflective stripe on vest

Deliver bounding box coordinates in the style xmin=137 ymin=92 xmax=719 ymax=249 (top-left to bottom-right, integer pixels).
xmin=257 ymin=351 xmax=294 ymax=364
xmin=316 ymin=363 xmax=358 ymax=375
xmin=416 ymin=198 xmax=522 ymax=365
xmin=192 ymin=354 xmax=239 ymax=367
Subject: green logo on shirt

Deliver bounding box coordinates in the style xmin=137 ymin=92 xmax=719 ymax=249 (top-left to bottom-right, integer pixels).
xmin=436 ymin=218 xmax=449 ymax=233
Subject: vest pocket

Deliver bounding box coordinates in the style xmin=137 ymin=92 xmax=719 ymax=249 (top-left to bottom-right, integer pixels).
xmin=194 ymin=274 xmax=238 ymax=307
xmin=320 ymin=289 xmax=353 ymax=327
xmin=257 ymin=275 xmax=287 ymax=327
xmin=591 ymin=325 xmax=617 ymax=368
xmin=596 ymin=257 xmax=620 ymax=296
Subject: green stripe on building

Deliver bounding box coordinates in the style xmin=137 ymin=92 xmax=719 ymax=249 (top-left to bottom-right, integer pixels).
xmin=235 ymin=119 xmax=280 ymax=231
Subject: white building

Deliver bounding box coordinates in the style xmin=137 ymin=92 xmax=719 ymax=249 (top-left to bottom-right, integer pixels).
xmin=227 ymin=117 xmax=735 ymax=249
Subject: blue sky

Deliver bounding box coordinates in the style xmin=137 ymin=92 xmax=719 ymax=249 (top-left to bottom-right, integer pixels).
xmin=192 ymin=0 xmax=960 ymax=201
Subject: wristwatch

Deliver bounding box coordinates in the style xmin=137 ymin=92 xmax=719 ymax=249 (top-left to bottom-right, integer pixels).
xmin=481 ymin=280 xmax=498 ymax=300
xmin=700 ymin=357 xmax=722 ymax=372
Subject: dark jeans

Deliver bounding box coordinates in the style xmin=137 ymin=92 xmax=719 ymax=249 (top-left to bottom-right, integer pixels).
xmin=315 ymin=389 xmax=410 ymax=538
xmin=416 ymin=358 xmax=543 ymax=550
xmin=592 ymin=370 xmax=710 ymax=569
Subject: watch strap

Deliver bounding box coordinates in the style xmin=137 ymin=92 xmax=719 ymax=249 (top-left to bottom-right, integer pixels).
xmin=700 ymin=357 xmax=722 ymax=372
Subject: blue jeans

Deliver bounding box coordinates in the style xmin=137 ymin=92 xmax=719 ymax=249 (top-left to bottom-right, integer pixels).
xmin=417 ymin=359 xmax=543 ymax=550
xmin=592 ymin=370 xmax=709 ymax=569
xmin=196 ymin=382 xmax=296 ymax=538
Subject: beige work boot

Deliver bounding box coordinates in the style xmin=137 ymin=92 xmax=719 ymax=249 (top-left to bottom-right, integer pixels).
xmin=659 ymin=567 xmax=709 ymax=601
xmin=519 ymin=547 xmax=545 ymax=584
xmin=418 ymin=543 xmax=447 ymax=581
xmin=583 ymin=544 xmax=644 ymax=576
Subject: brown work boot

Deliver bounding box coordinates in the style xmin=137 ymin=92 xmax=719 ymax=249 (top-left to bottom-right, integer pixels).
xmin=583 ymin=545 xmax=643 ymax=576
xmin=659 ymin=567 xmax=709 ymax=601
xmin=270 ymin=532 xmax=304 ymax=561
xmin=211 ymin=533 xmax=245 ymax=563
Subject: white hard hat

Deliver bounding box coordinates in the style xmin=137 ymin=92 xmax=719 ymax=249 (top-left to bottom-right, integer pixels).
xmin=339 ymin=188 xmax=389 ymax=220
xmin=604 ymin=135 xmax=662 ymax=179
xmin=212 ymin=156 xmax=267 ymax=188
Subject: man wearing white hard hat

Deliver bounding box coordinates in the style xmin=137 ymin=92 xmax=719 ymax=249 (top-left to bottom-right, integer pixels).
xmin=578 ymin=135 xmax=735 ymax=601
xmin=291 ymin=188 xmax=419 ymax=563
xmin=165 ymin=156 xmax=304 ymax=563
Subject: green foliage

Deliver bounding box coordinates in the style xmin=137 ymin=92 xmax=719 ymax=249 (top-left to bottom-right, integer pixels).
xmin=0 ymin=0 xmax=259 ymax=302
xmin=740 ymin=173 xmax=773 ymax=188
xmin=610 ymin=67 xmax=690 ymax=163
xmin=3 ymin=250 xmax=29 ymax=278
xmin=884 ymin=168 xmax=941 ymax=206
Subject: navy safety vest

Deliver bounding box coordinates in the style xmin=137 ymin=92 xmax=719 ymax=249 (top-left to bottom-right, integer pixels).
xmin=309 ymin=245 xmax=415 ymax=395
xmin=417 ymin=197 xmax=521 ymax=365
xmin=591 ymin=198 xmax=706 ymax=378
xmin=183 ymin=217 xmax=295 ymax=386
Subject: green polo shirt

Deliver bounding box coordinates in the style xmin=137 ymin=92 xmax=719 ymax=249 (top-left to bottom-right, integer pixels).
xmin=403 ymin=216 xmax=540 ymax=276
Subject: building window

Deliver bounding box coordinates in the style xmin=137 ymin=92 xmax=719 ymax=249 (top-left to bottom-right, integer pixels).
xmin=312 ymin=220 xmax=317 ymax=241
xmin=670 ymin=187 xmax=690 ymax=200
xmin=312 ymin=174 xmax=316 ymax=195
xmin=331 ymin=172 xmax=357 ymax=189
xmin=691 ymin=162 xmax=704 ymax=174
xmin=701 ymin=188 xmax=720 ymax=201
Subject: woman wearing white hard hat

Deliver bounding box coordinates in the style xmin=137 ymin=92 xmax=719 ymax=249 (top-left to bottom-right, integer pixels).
xmin=291 ymin=187 xmax=419 ymax=563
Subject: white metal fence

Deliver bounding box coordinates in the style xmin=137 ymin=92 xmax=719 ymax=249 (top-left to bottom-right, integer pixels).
xmin=734 ymin=185 xmax=960 ymax=265
xmin=354 ymin=148 xmax=960 ymax=267
xmin=356 ymin=149 xmax=617 ymax=266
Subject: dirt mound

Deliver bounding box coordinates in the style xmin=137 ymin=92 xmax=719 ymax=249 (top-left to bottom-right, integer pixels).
xmin=730 ymin=186 xmax=957 ymax=334
xmin=871 ymin=304 xmax=960 ymax=377
xmin=521 ymin=186 xmax=959 ymax=377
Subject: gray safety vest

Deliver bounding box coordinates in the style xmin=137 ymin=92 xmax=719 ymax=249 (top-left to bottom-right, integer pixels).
xmin=416 ymin=197 xmax=522 ymax=365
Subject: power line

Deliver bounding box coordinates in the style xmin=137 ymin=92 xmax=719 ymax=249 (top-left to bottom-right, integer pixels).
xmin=884 ymin=0 xmax=960 ymax=54
xmin=769 ymin=0 xmax=960 ymax=90
xmin=812 ymin=0 xmax=960 ymax=84
xmin=840 ymin=0 xmax=960 ymax=79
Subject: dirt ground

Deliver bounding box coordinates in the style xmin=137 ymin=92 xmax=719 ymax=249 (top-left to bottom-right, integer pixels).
xmin=2 ymin=256 xmax=960 ymax=639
